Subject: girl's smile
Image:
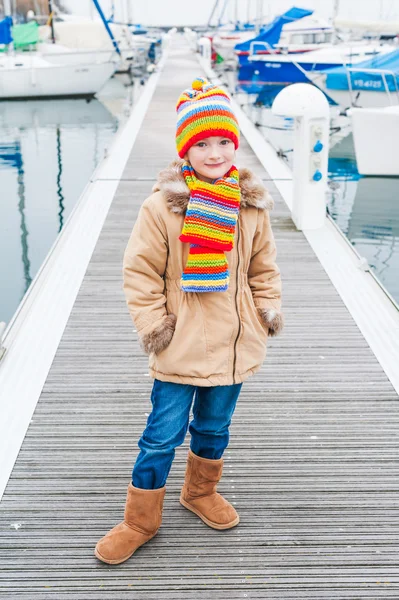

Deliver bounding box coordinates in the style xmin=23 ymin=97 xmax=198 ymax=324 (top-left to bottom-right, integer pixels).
xmin=205 ymin=162 xmax=226 ymax=168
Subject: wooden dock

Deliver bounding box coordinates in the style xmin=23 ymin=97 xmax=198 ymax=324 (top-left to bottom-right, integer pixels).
xmin=1 ymin=36 xmax=398 ymax=599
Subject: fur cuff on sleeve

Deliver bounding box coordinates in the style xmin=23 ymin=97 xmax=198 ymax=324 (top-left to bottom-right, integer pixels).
xmin=139 ymin=314 xmax=177 ymax=355
xmin=257 ymin=308 xmax=284 ymax=337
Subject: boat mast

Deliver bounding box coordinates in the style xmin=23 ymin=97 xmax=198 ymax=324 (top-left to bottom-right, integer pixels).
xmin=48 ymin=0 xmax=56 ymax=44
xmin=208 ymin=0 xmax=220 ymax=28
xmin=332 ymin=0 xmax=340 ymax=44
xmin=3 ymin=0 xmax=12 ymax=16
xmin=126 ymin=0 xmax=133 ymax=25
xmin=92 ymin=0 xmax=122 ymax=55
xmin=218 ymin=0 xmax=229 ymax=27
xmin=255 ymin=0 xmax=263 ymax=34
xmin=3 ymin=0 xmax=12 ymax=51
xmin=120 ymin=0 xmax=127 ymax=24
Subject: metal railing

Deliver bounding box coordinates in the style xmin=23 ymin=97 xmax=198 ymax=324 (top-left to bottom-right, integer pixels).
xmin=248 ymin=40 xmax=280 ymax=58
xmin=344 ymin=66 xmax=399 ymax=106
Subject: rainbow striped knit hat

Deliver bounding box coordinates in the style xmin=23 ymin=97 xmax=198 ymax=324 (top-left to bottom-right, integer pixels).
xmin=176 ymin=77 xmax=240 ymax=158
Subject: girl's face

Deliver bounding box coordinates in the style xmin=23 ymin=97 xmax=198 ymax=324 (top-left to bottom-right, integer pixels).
xmin=185 ymin=136 xmax=236 ymax=183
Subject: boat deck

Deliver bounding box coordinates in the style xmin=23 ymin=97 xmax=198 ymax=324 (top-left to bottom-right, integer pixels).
xmin=1 ymin=36 xmax=398 ymax=599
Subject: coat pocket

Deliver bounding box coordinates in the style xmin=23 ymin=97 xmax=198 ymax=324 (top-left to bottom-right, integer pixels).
xmin=236 ymin=285 xmax=268 ymax=376
xmin=246 ymin=285 xmax=269 ymax=341
xmin=150 ymin=291 xmax=208 ymax=378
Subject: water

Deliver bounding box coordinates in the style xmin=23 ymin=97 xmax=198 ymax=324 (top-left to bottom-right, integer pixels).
xmin=0 ymin=73 xmax=145 ymax=327
xmin=220 ymin=69 xmax=399 ymax=306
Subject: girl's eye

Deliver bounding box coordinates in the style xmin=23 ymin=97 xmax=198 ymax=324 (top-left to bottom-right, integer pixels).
xmin=220 ymin=139 xmax=230 ymax=145
xmin=197 ymin=142 xmax=206 ymax=147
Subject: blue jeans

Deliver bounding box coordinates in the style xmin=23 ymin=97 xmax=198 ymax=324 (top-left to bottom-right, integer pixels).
xmin=132 ymin=379 xmax=243 ymax=490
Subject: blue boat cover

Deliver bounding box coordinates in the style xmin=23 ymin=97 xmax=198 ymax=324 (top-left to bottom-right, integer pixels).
xmin=325 ymin=48 xmax=399 ymax=92
xmin=235 ymin=7 xmax=314 ymax=53
xmin=0 ymin=17 xmax=13 ymax=45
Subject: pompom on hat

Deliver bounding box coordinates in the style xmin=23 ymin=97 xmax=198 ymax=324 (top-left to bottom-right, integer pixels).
xmin=176 ymin=77 xmax=240 ymax=158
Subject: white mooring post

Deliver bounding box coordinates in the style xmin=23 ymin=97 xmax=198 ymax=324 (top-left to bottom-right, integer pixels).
xmin=271 ymin=83 xmax=330 ymax=230
xmin=198 ymin=37 xmax=212 ymax=70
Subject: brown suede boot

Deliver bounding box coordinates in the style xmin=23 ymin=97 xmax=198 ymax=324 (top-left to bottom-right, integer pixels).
xmin=95 ymin=483 xmax=166 ymax=565
xmin=180 ymin=449 xmax=239 ymax=530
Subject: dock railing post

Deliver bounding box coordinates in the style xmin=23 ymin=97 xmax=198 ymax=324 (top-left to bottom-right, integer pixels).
xmin=198 ymin=37 xmax=212 ymax=70
xmin=271 ymin=83 xmax=330 ymax=230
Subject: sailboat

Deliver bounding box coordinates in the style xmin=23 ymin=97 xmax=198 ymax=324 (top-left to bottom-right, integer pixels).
xmin=39 ymin=16 xmax=155 ymax=72
xmin=213 ymin=7 xmax=326 ymax=64
xmin=234 ymin=8 xmax=325 ymax=65
xmin=0 ymin=51 xmax=118 ymax=99
xmin=0 ymin=1 xmax=119 ymax=99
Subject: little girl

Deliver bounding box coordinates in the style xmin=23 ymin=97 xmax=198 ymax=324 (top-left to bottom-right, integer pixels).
xmin=95 ymin=77 xmax=283 ymax=565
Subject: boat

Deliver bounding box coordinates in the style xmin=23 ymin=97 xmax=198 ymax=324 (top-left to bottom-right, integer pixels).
xmin=39 ymin=16 xmax=159 ymax=71
xmin=238 ymin=42 xmax=394 ymax=93
xmin=234 ymin=9 xmax=330 ymax=65
xmin=213 ymin=7 xmax=316 ymax=63
xmin=350 ymin=106 xmax=399 ymax=175
xmin=308 ymin=48 xmax=399 ymax=108
xmin=0 ymin=51 xmax=117 ymax=99
xmin=202 ymin=0 xmax=257 ymax=63
xmin=206 ymin=22 xmax=255 ymax=63
xmin=0 ymin=6 xmax=121 ymax=100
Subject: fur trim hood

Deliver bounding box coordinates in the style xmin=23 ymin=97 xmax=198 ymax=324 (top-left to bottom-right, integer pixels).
xmin=152 ymin=159 xmax=274 ymax=214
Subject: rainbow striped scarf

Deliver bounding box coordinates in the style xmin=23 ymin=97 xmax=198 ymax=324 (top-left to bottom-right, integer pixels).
xmin=179 ymin=161 xmax=240 ymax=293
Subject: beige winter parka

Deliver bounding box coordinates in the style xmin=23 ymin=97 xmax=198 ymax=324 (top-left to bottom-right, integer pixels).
xmin=123 ymin=160 xmax=283 ymax=387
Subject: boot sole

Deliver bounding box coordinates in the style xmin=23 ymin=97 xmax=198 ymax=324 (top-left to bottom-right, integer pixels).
xmin=94 ymin=532 xmax=157 ymax=565
xmin=94 ymin=546 xmax=136 ymax=565
xmin=180 ymin=496 xmax=240 ymax=530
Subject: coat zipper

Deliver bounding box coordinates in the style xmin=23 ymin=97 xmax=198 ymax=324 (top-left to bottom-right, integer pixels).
xmin=232 ymin=218 xmax=241 ymax=384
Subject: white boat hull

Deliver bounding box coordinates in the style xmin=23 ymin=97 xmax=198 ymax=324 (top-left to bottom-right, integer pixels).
xmin=40 ymin=44 xmax=115 ymax=65
xmin=0 ymin=54 xmax=116 ymax=99
xmin=350 ymin=106 xmax=399 ymax=175
xmin=318 ymin=82 xmax=399 ymax=108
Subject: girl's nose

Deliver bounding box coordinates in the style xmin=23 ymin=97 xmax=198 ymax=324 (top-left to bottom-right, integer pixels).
xmin=208 ymin=147 xmax=221 ymax=159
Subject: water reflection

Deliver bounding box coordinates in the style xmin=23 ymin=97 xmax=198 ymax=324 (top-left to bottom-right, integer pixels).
xmin=331 ymin=177 xmax=399 ymax=302
xmin=0 ymin=96 xmax=118 ymax=325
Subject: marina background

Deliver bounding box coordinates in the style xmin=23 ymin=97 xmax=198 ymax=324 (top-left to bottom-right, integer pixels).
xmin=1 ymin=0 xmax=399 ymax=327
